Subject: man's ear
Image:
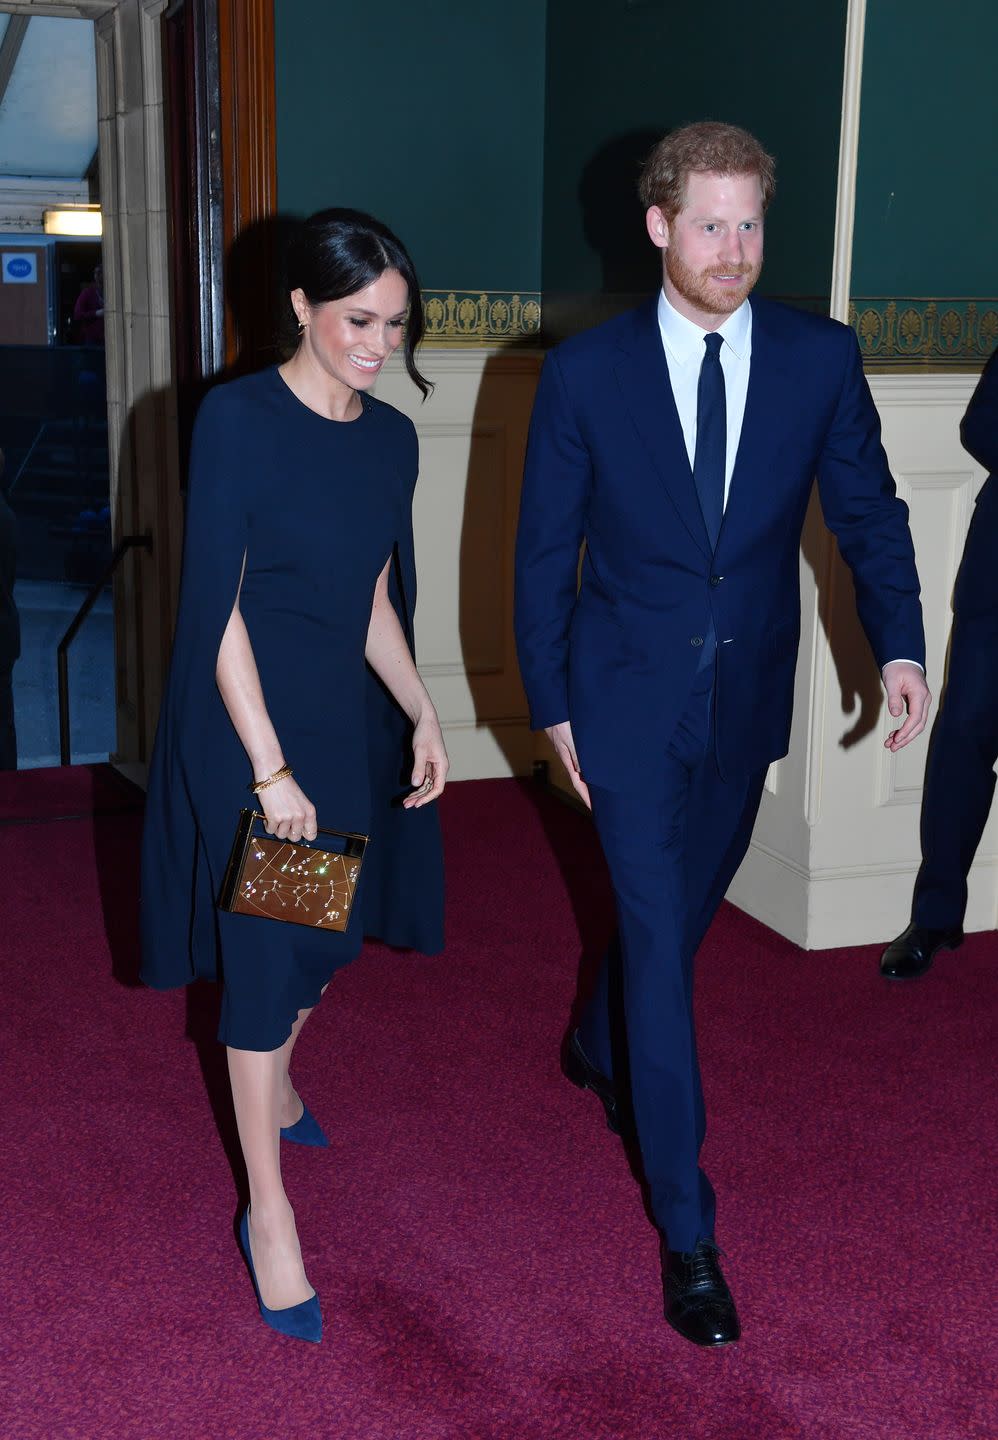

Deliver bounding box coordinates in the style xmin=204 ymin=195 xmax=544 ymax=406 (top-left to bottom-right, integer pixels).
xmin=645 ymin=205 xmax=670 ymax=252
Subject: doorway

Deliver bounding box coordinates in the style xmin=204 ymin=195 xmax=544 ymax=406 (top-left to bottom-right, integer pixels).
xmin=0 ymin=13 xmax=112 ymax=763
xmin=0 ymin=0 xmax=181 ymax=776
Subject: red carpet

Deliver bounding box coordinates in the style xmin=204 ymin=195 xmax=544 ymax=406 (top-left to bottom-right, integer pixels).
xmin=0 ymin=761 xmax=141 ymax=823
xmin=0 ymin=769 xmax=995 ymax=1440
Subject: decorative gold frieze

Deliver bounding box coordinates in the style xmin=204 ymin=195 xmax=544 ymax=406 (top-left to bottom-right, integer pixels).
xmin=421 ymin=290 xmax=542 ymax=345
xmin=850 ymin=298 xmax=998 ymax=367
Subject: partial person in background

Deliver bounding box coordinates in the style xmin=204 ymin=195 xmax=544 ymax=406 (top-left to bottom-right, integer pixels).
xmin=881 ymin=348 xmax=998 ymax=978
xmin=0 ymin=448 xmax=20 ymax=770
xmin=72 ymin=263 xmax=104 ymax=345
xmin=141 ymin=211 xmax=447 ymax=1344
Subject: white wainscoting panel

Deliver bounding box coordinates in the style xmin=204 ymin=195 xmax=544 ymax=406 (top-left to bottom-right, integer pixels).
xmin=375 ymin=350 xmax=542 ymax=780
xmin=727 ymin=374 xmax=997 ymax=948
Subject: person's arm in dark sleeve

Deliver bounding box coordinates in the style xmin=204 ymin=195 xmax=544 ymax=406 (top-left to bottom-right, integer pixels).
xmin=960 ymin=348 xmax=998 ymax=474
xmin=514 ymin=351 xmax=592 ymax=730
xmin=815 ymin=328 xmax=930 ymax=750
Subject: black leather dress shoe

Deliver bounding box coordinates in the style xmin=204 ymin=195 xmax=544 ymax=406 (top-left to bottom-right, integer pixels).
xmin=562 ymin=1030 xmax=621 ymax=1135
xmin=662 ymin=1238 xmax=740 ymax=1347
xmin=879 ymin=922 xmax=963 ymax=980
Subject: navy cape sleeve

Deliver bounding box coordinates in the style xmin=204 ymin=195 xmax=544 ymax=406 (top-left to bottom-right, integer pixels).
xmin=140 ymin=386 xmax=250 ymax=987
xmin=361 ymin=411 xmax=444 ymax=955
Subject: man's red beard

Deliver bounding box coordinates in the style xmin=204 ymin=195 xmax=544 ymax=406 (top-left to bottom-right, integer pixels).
xmin=665 ymin=248 xmax=761 ymax=316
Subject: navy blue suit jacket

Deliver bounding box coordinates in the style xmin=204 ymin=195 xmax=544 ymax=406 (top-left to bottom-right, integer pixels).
xmin=954 ymin=347 xmax=998 ymax=619
xmin=515 ymin=295 xmax=925 ymax=789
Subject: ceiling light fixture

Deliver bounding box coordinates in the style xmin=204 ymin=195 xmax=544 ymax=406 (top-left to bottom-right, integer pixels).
xmin=43 ymin=206 xmax=103 ymax=237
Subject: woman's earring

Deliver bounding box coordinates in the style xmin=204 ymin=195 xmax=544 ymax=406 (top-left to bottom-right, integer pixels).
xmin=297 ymin=320 xmax=308 ymax=334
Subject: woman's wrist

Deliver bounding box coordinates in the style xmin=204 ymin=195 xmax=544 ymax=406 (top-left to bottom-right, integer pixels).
xmin=249 ymin=763 xmax=293 ymax=794
xmin=250 ymin=750 xmax=285 ymax=781
xmin=409 ymin=693 xmax=438 ymax=729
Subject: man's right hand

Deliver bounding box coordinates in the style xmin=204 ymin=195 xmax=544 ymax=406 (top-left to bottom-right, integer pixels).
xmin=545 ymin=720 xmax=591 ymax=810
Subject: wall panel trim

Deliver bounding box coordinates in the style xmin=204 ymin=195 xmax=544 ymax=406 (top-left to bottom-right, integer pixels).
xmin=829 ymin=0 xmax=866 ymax=323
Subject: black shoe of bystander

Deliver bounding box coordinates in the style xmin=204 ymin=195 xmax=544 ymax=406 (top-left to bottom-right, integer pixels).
xmin=879 ymin=922 xmax=963 ymax=980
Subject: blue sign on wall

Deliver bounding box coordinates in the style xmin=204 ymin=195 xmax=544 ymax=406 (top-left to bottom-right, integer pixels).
xmin=3 ymin=253 xmax=38 ymax=284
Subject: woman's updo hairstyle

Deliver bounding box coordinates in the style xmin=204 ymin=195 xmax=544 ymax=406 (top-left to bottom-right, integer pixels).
xmin=285 ymin=207 xmax=432 ymax=399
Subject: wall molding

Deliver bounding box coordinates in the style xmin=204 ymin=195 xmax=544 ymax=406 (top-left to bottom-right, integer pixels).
xmin=411 ymin=287 xmax=987 ymax=364
xmin=421 ymin=289 xmax=541 ymax=345
xmin=0 ymin=176 xmax=89 ymax=230
xmin=732 ymin=836 xmax=997 ymax=950
xmin=866 ymin=373 xmax=982 ymax=405
xmin=830 ymin=0 xmax=866 ymax=323
xmin=850 ymin=298 xmax=998 ymax=368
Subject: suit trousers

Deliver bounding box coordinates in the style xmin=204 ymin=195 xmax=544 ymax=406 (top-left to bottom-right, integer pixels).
xmin=578 ymin=666 xmax=766 ymax=1252
xmin=912 ymin=602 xmax=998 ymax=929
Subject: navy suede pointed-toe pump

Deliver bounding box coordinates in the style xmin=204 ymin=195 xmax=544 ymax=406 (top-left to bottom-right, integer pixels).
xmin=238 ymin=1210 xmax=322 ymax=1343
xmin=280 ymin=1102 xmax=329 ymax=1148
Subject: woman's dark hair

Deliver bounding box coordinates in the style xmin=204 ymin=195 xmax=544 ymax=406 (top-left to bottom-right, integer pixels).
xmin=285 ymin=207 xmax=432 ymax=399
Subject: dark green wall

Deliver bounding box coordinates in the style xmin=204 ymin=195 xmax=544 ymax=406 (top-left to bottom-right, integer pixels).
xmin=852 ymin=0 xmax=997 ymax=296
xmin=273 ymin=4 xmax=997 ymax=363
xmin=542 ymin=0 xmax=848 ymax=305
xmin=274 ymin=0 xmax=546 ymax=293
xmin=274 ymin=1 xmax=852 ymax=318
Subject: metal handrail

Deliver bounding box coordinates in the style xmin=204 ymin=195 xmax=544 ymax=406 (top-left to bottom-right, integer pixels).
xmin=57 ymin=533 xmax=153 ymax=766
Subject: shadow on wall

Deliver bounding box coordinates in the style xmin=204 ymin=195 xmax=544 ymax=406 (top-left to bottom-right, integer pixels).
xmin=459 ymin=341 xmax=541 ymax=781
xmin=170 ymin=214 xmax=303 ymax=501
xmin=545 ymin=129 xmax=663 ymax=342
xmin=460 ymin=131 xmax=661 ymax=770
xmin=453 ymin=136 xmax=661 ymax=778
xmin=579 ymin=129 xmax=664 ymax=295
xmin=800 ymin=490 xmax=885 ymax=752
xmin=225 ymin=214 xmax=304 ymax=379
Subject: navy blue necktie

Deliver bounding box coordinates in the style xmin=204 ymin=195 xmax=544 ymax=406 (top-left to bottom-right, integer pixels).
xmin=693 ymin=332 xmax=726 ymax=550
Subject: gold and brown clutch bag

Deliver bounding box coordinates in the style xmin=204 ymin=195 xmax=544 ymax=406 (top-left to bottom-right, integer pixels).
xmin=219 ymin=809 xmax=368 ymax=932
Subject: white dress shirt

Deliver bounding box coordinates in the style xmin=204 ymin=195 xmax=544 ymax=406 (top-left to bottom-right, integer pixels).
xmin=655 ymin=287 xmax=919 ymax=675
xmin=657 ymin=288 xmax=751 ymax=509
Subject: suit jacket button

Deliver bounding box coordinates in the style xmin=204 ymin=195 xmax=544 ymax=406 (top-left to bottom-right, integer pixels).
xmin=691 ymin=636 xmax=704 ymax=647
xmin=709 ymin=574 xmax=722 ymax=587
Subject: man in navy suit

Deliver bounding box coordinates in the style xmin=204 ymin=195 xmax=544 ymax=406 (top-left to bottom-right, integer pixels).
xmin=880 ymin=349 xmax=998 ymax=979
xmin=515 ymin=122 xmax=931 ymax=1346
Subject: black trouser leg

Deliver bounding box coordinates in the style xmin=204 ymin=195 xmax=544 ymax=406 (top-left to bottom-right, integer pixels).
xmin=913 ymin=608 xmax=998 ymax=929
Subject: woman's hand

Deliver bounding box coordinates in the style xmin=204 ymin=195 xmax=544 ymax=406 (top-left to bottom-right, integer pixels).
xmin=405 ymin=709 xmax=449 ymax=809
xmin=366 ymin=558 xmax=450 ymax=810
xmin=256 ymin=776 xmax=317 ymax=841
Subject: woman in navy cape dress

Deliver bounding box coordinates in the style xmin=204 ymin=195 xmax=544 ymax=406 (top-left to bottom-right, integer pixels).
xmin=140 ymin=211 xmax=446 ymax=1342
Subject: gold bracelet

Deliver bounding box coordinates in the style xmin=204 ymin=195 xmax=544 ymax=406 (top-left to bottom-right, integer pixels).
xmin=249 ymin=764 xmax=293 ymax=794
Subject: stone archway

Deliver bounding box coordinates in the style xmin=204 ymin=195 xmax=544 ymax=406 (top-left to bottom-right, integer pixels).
xmin=4 ymin=0 xmax=181 ymax=768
